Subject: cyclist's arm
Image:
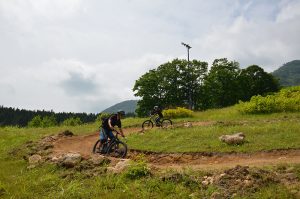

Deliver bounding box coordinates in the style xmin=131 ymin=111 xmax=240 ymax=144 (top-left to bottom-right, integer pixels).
xmin=119 ymin=128 xmax=125 ymax=138
xmin=108 ymin=118 xmax=114 ymax=130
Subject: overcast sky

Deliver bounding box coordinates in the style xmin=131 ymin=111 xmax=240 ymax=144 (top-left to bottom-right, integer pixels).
xmin=0 ymin=0 xmax=299 ymax=113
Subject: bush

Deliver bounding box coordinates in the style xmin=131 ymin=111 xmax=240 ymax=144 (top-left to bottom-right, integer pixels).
xmin=123 ymin=158 xmax=150 ymax=179
xmin=163 ymin=107 xmax=194 ymax=118
xmin=28 ymin=115 xmax=42 ymax=127
xmin=62 ymin=117 xmax=82 ymax=126
xmin=237 ymin=86 xmax=300 ymax=114
xmin=27 ymin=115 xmax=57 ymax=127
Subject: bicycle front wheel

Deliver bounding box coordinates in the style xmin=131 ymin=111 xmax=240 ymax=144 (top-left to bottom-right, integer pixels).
xmin=107 ymin=140 xmax=127 ymax=158
xmin=92 ymin=140 xmax=101 ymax=154
xmin=161 ymin=119 xmax=172 ymax=128
xmin=142 ymin=120 xmax=153 ymax=130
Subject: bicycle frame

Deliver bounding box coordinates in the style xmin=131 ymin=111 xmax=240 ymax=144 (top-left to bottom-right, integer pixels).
xmin=149 ymin=114 xmax=160 ymax=124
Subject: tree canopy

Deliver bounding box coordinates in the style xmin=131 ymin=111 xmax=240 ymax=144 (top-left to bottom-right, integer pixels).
xmin=133 ymin=59 xmax=208 ymax=116
xmin=133 ymin=58 xmax=279 ymax=116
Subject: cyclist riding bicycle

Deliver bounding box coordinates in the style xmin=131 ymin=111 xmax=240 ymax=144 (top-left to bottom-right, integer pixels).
xmin=150 ymin=106 xmax=163 ymax=126
xmin=99 ymin=110 xmax=125 ymax=151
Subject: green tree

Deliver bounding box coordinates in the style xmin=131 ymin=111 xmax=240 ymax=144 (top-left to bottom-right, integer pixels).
xmin=41 ymin=115 xmax=57 ymax=127
xmin=203 ymin=58 xmax=241 ymax=108
xmin=133 ymin=59 xmax=208 ymax=116
xmin=238 ymin=65 xmax=280 ymax=101
xmin=62 ymin=117 xmax=82 ymax=126
xmin=28 ymin=115 xmax=42 ymax=127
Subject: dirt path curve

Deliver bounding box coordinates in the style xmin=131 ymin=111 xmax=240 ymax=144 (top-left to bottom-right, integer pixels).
xmin=52 ymin=124 xmax=300 ymax=170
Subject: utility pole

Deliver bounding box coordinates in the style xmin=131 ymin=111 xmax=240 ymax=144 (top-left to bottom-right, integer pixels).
xmin=181 ymin=42 xmax=192 ymax=109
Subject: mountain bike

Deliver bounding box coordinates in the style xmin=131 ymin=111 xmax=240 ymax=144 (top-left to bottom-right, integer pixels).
xmin=92 ymin=129 xmax=127 ymax=158
xmin=142 ymin=114 xmax=172 ymax=130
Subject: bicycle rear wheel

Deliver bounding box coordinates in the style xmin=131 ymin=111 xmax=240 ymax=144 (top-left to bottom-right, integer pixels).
xmin=107 ymin=140 xmax=127 ymax=158
xmin=142 ymin=120 xmax=153 ymax=130
xmin=161 ymin=119 xmax=172 ymax=128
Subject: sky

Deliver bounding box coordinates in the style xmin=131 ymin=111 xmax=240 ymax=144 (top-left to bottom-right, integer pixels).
xmin=0 ymin=0 xmax=299 ymax=113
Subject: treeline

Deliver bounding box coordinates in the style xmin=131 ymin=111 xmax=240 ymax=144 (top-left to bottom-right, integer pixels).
xmin=133 ymin=58 xmax=279 ymax=116
xmin=0 ymin=106 xmax=97 ymax=127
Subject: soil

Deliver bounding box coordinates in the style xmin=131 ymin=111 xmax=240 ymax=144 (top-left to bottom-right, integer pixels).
xmin=52 ymin=124 xmax=300 ymax=171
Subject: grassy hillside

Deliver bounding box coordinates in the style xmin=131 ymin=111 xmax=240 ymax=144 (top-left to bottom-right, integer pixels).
xmin=101 ymin=100 xmax=138 ymax=114
xmin=272 ymin=60 xmax=300 ymax=87
xmin=1 ymin=106 xmax=300 ymax=198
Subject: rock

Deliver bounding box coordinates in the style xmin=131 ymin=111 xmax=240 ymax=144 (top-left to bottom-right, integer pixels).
xmin=28 ymin=154 xmax=42 ymax=164
xmin=41 ymin=136 xmax=56 ymax=143
xmin=59 ymin=153 xmax=82 ymax=168
xmin=59 ymin=130 xmax=74 ymax=137
xmin=189 ymin=192 xmax=198 ymax=198
xmin=202 ymin=176 xmax=214 ymax=186
xmin=89 ymin=155 xmax=111 ymax=166
xmin=219 ymin=132 xmax=245 ymax=145
xmin=184 ymin=122 xmax=193 ymax=128
xmin=283 ymin=173 xmax=298 ymax=181
xmin=107 ymin=159 xmax=131 ymax=173
xmin=210 ymin=192 xmax=222 ymax=199
xmin=41 ymin=143 xmax=54 ymax=151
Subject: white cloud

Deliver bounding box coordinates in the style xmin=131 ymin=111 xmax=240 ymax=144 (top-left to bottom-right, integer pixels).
xmin=0 ymin=0 xmax=299 ymax=112
xmin=276 ymin=0 xmax=300 ymax=22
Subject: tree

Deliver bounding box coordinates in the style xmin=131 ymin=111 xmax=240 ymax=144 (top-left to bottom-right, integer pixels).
xmin=62 ymin=117 xmax=82 ymax=126
xmin=28 ymin=115 xmax=42 ymax=127
xmin=238 ymin=65 xmax=280 ymax=101
xmin=133 ymin=59 xmax=208 ymax=116
xmin=203 ymin=58 xmax=241 ymax=108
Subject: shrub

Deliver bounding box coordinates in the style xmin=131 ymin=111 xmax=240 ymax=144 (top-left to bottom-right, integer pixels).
xmin=27 ymin=115 xmax=57 ymax=127
xmin=62 ymin=117 xmax=82 ymax=126
xmin=237 ymin=86 xmax=300 ymax=114
xmin=41 ymin=115 xmax=57 ymax=127
xmin=123 ymin=157 xmax=150 ymax=179
xmin=163 ymin=107 xmax=194 ymax=118
xmin=28 ymin=115 xmax=43 ymax=127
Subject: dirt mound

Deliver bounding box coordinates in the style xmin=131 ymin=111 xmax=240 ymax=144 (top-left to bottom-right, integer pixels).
xmin=199 ymin=165 xmax=300 ymax=198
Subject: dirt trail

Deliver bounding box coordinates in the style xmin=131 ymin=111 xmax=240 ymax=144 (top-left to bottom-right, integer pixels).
xmin=52 ymin=124 xmax=300 ymax=170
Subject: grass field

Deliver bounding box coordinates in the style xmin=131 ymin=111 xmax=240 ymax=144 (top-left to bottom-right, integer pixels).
xmin=0 ymin=106 xmax=300 ymax=198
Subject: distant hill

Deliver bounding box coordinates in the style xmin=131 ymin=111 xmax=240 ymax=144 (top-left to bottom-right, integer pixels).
xmin=272 ymin=60 xmax=300 ymax=87
xmin=101 ymin=100 xmax=138 ymax=114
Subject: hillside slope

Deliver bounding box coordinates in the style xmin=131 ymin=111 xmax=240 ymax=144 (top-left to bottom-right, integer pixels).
xmin=101 ymin=100 xmax=138 ymax=114
xmin=272 ymin=60 xmax=300 ymax=87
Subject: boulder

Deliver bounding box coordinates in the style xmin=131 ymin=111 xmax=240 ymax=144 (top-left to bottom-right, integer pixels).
xmin=107 ymin=159 xmax=131 ymax=173
xmin=89 ymin=155 xmax=111 ymax=166
xmin=183 ymin=122 xmax=193 ymax=128
xmin=219 ymin=132 xmax=245 ymax=145
xmin=28 ymin=154 xmax=42 ymax=164
xmin=58 ymin=153 xmax=82 ymax=168
xmin=59 ymin=130 xmax=74 ymax=137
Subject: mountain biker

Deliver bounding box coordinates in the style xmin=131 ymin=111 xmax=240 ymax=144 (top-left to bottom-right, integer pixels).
xmin=98 ymin=110 xmax=126 ymax=151
xmin=150 ymin=106 xmax=163 ymax=126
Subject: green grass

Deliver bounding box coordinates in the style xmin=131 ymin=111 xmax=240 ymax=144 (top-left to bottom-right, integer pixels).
xmin=1 ymin=106 xmax=300 ymax=198
xmin=127 ymin=118 xmax=300 ymax=153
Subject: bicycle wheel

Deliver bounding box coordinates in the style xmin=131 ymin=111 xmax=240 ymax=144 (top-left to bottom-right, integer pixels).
xmin=92 ymin=140 xmax=101 ymax=154
xmin=107 ymin=140 xmax=127 ymax=158
xmin=142 ymin=120 xmax=153 ymax=130
xmin=161 ymin=119 xmax=172 ymax=128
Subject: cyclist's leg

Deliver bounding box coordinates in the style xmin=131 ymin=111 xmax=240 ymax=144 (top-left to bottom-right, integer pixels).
xmin=98 ymin=128 xmax=108 ymax=152
xmin=155 ymin=117 xmax=161 ymax=126
xmin=106 ymin=129 xmax=115 ymax=141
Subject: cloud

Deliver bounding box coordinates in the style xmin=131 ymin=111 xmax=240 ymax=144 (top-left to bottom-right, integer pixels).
xmin=60 ymin=71 xmax=97 ymax=96
xmin=193 ymin=0 xmax=300 ymax=71
xmin=0 ymin=0 xmax=299 ymax=113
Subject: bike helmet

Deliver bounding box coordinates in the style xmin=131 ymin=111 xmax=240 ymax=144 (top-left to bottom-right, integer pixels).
xmin=117 ymin=110 xmax=125 ymax=116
